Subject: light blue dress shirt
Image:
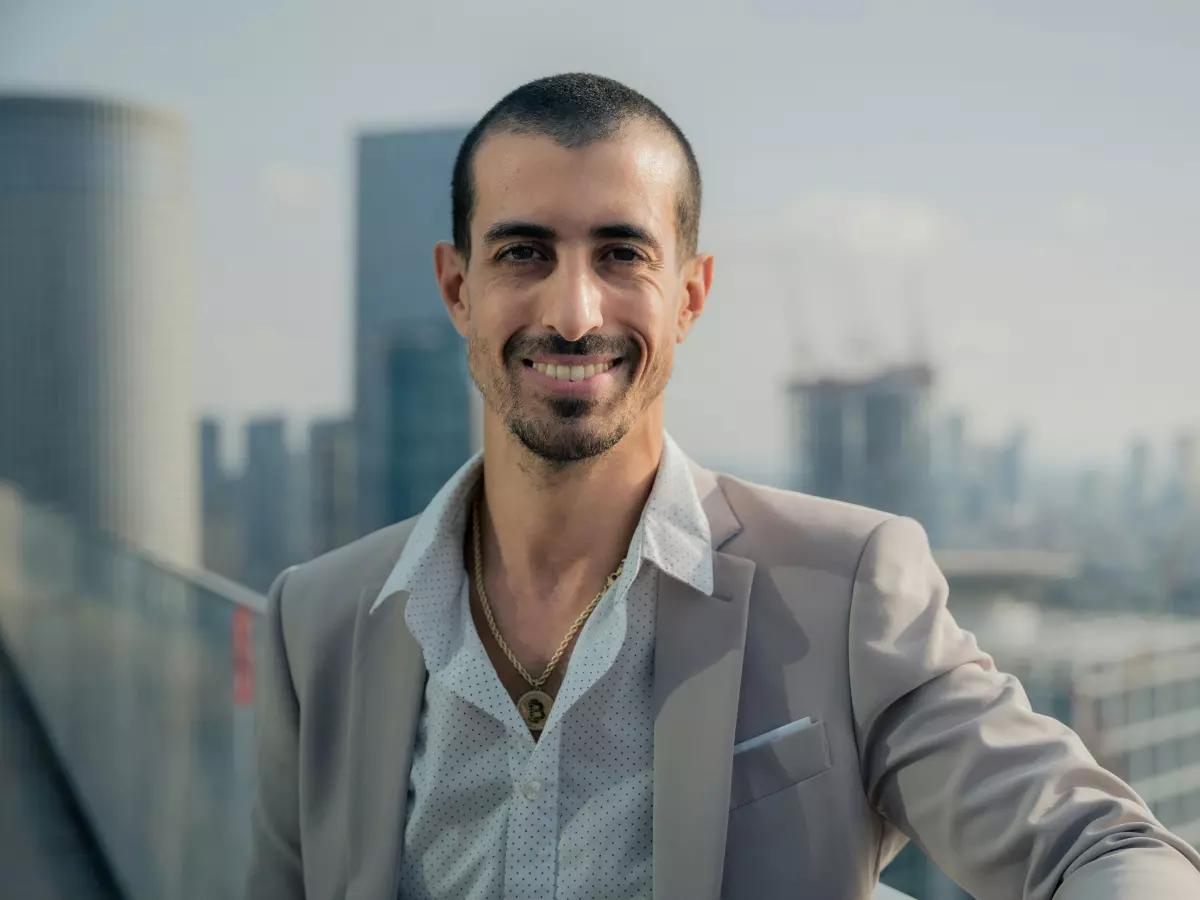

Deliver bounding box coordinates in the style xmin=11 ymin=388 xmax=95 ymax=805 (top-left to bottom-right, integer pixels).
xmin=370 ymin=433 xmax=714 ymax=900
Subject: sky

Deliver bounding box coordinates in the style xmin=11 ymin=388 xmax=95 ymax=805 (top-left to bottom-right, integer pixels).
xmin=2 ymin=0 xmax=1197 ymax=476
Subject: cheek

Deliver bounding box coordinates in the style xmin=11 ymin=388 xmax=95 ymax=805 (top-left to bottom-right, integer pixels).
xmin=473 ymin=289 xmax=531 ymax=348
xmin=466 ymin=311 xmax=509 ymax=355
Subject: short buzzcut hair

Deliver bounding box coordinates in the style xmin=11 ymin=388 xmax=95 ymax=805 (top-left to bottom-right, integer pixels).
xmin=451 ymin=73 xmax=702 ymax=262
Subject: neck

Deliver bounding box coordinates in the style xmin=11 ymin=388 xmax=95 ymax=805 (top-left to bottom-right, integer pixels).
xmin=476 ymin=409 xmax=664 ymax=612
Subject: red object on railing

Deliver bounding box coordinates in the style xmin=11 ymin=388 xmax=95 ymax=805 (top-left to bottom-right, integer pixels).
xmin=232 ymin=607 xmax=254 ymax=706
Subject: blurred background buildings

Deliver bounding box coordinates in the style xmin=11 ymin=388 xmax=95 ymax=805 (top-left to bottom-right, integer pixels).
xmin=1 ymin=6 xmax=1199 ymax=898
xmin=354 ymin=127 xmax=475 ymax=538
xmin=0 ymin=96 xmax=197 ymax=568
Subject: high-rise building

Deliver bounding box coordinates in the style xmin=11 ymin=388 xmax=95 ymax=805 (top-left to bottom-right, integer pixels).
xmin=286 ymin=445 xmax=312 ymax=566
xmin=242 ymin=417 xmax=290 ymax=592
xmin=354 ymin=125 xmax=470 ymax=534
xmin=995 ymin=427 xmax=1028 ymax=509
xmin=1125 ymin=438 xmax=1152 ymax=513
xmin=383 ymin=321 xmax=472 ymax=524
xmin=309 ymin=417 xmax=357 ymax=556
xmin=199 ymin=417 xmax=243 ymax=580
xmin=1166 ymin=431 xmax=1200 ymax=513
xmin=0 ymin=96 xmax=197 ymax=566
xmin=200 ymin=418 xmax=223 ymax=502
xmin=941 ymin=413 xmax=967 ymax=492
xmin=930 ymin=412 xmax=971 ymax=546
xmin=790 ymin=363 xmax=934 ymax=526
xmin=1077 ymin=468 xmax=1104 ymax=514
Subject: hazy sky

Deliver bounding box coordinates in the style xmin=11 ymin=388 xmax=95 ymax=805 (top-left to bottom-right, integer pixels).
xmin=2 ymin=1 xmax=1197 ymax=474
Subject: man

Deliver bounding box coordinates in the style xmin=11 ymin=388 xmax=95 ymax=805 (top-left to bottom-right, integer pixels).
xmin=245 ymin=74 xmax=1200 ymax=900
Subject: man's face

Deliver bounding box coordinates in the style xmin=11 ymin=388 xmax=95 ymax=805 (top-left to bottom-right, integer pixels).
xmin=439 ymin=123 xmax=710 ymax=465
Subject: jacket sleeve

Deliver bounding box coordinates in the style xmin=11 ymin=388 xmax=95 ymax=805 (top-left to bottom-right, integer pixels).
xmin=244 ymin=566 xmax=305 ymax=900
xmin=849 ymin=516 xmax=1200 ymax=899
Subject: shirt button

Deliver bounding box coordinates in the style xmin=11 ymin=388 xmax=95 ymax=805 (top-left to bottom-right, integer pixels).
xmin=520 ymin=779 xmax=543 ymax=801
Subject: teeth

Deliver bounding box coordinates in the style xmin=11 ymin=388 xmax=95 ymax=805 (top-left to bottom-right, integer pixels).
xmin=532 ymin=360 xmax=616 ymax=381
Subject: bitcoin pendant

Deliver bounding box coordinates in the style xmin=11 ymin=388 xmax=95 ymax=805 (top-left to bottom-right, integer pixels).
xmin=517 ymin=689 xmax=553 ymax=732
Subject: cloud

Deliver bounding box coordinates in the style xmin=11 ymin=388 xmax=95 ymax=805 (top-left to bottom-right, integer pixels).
xmin=1055 ymin=194 xmax=1109 ymax=239
xmin=261 ymin=161 xmax=317 ymax=207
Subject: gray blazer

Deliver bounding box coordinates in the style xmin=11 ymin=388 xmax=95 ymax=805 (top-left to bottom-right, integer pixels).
xmin=245 ymin=462 xmax=1200 ymax=899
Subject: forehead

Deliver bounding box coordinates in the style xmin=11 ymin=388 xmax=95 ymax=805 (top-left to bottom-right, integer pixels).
xmin=470 ymin=125 xmax=684 ymax=242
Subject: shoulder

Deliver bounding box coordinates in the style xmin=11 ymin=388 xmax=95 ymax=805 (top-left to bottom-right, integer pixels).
xmin=707 ymin=470 xmax=914 ymax=579
xmin=270 ymin=516 xmax=421 ymax=672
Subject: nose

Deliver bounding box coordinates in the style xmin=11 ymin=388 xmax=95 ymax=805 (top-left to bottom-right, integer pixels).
xmin=540 ymin=256 xmax=603 ymax=341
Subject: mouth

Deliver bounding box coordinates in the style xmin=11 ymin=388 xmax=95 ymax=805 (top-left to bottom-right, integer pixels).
xmin=521 ymin=356 xmax=625 ymax=395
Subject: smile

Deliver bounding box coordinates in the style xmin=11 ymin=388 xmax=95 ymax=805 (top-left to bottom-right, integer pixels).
xmin=520 ymin=356 xmax=626 ymax=396
xmin=527 ymin=358 xmax=620 ymax=383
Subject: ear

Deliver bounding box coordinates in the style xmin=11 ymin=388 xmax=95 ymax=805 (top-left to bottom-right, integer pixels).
xmin=434 ymin=241 xmax=470 ymax=336
xmin=676 ymin=252 xmax=714 ymax=342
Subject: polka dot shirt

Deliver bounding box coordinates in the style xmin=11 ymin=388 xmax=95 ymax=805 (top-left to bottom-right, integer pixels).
xmin=372 ymin=433 xmax=714 ymax=900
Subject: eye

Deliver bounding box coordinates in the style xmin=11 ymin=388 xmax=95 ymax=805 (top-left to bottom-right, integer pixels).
xmin=605 ymin=245 xmax=645 ymax=264
xmin=496 ymin=244 xmax=547 ymax=263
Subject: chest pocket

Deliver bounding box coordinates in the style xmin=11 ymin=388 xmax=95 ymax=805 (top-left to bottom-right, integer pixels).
xmin=729 ymin=719 xmax=831 ymax=811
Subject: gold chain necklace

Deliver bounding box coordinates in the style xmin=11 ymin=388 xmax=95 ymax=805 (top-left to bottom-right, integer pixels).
xmin=471 ymin=494 xmax=623 ymax=732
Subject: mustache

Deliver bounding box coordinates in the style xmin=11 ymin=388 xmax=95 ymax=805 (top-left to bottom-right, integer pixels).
xmin=504 ymin=332 xmax=637 ymax=361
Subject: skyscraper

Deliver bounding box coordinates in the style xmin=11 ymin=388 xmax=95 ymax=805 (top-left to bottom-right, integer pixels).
xmin=309 ymin=417 xmax=357 ymax=556
xmin=286 ymin=443 xmax=312 ymax=566
xmin=0 ymin=96 xmax=197 ymax=566
xmin=200 ymin=418 xmax=223 ymax=503
xmin=933 ymin=412 xmax=969 ymax=538
xmin=995 ymin=427 xmax=1028 ymax=509
xmin=354 ymin=126 xmax=470 ymax=534
xmin=790 ymin=364 xmax=935 ymax=526
xmin=242 ymin=417 xmax=290 ymax=592
xmin=1125 ymin=438 xmax=1152 ymax=513
xmin=199 ymin=417 xmax=243 ymax=580
xmin=1166 ymin=431 xmax=1200 ymax=513
xmin=383 ymin=321 xmax=472 ymax=524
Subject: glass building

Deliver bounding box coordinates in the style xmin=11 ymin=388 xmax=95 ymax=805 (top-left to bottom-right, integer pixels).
xmin=354 ymin=125 xmax=469 ymax=534
xmin=383 ymin=321 xmax=472 ymax=524
xmin=242 ymin=417 xmax=290 ymax=592
xmin=308 ymin=417 xmax=357 ymax=556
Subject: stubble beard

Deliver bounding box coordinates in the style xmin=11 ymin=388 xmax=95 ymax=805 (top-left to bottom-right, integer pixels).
xmin=467 ymin=330 xmax=670 ymax=468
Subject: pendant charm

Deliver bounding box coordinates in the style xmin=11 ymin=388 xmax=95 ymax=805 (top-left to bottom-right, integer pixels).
xmin=517 ymin=689 xmax=553 ymax=732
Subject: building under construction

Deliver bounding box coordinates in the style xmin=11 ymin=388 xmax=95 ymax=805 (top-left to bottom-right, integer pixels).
xmin=789 ymin=362 xmax=935 ymax=530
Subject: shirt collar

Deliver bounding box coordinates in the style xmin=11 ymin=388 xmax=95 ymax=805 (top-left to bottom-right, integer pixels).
xmin=369 ymin=431 xmax=714 ymax=615
xmin=638 ymin=432 xmax=715 ymax=595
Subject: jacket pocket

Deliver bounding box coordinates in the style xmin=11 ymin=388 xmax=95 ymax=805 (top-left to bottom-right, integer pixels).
xmin=729 ymin=719 xmax=831 ymax=810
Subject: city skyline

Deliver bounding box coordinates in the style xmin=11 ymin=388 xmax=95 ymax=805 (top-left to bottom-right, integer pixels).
xmin=3 ymin=2 xmax=1198 ymax=472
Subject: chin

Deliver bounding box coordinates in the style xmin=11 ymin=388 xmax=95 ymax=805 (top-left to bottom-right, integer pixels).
xmin=508 ymin=414 xmax=629 ymax=465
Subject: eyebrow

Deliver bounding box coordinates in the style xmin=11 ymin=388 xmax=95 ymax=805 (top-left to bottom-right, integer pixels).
xmin=482 ymin=221 xmax=558 ymax=245
xmin=592 ymin=222 xmax=662 ymax=255
xmin=481 ymin=219 xmax=663 ymax=255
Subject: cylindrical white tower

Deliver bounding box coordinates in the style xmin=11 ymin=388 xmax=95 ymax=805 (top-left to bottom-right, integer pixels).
xmin=0 ymin=96 xmax=197 ymax=567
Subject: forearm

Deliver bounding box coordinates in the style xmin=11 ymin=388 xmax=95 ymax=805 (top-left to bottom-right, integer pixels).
xmin=1055 ymin=843 xmax=1200 ymax=899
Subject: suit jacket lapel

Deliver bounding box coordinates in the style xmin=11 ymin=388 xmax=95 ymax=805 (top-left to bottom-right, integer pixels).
xmin=652 ymin=545 xmax=754 ymax=900
xmin=346 ymin=585 xmax=426 ymax=900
